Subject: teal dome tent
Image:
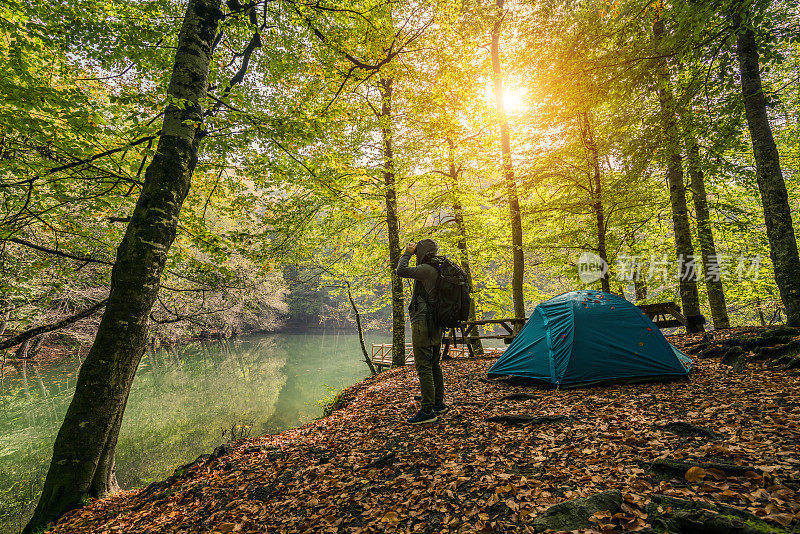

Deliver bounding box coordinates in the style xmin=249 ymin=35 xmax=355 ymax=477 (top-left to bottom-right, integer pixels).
xmin=487 ymin=290 xmax=693 ymax=386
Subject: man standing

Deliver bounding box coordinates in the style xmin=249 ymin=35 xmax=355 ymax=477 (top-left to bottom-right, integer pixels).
xmin=397 ymin=239 xmax=448 ymax=424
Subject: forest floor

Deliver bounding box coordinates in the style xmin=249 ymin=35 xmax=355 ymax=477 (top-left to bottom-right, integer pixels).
xmin=49 ymin=330 xmax=800 ymax=534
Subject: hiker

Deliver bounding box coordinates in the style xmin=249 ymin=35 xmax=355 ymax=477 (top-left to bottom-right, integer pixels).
xmin=397 ymin=239 xmax=448 ymax=424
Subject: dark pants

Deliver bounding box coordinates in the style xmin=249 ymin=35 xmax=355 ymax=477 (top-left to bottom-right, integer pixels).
xmin=411 ymin=321 xmax=444 ymax=412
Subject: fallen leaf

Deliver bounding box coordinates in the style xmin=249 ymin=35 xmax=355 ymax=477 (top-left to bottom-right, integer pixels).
xmin=764 ymin=513 xmax=793 ymax=526
xmin=379 ymin=511 xmax=399 ymax=523
xmin=685 ymin=466 xmax=707 ymax=482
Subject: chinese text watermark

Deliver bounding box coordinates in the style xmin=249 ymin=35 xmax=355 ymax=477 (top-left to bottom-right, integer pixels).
xmin=578 ymin=253 xmax=762 ymax=284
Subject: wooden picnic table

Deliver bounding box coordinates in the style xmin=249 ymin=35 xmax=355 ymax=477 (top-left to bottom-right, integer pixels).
xmin=637 ymin=301 xmax=697 ymax=328
xmin=459 ymin=318 xmax=527 ymax=345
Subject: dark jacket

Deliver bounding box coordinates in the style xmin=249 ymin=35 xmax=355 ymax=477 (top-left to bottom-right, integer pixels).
xmin=396 ymin=240 xmax=438 ymax=324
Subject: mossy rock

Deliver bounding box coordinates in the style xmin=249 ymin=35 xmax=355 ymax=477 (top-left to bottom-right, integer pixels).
xmin=648 ymin=458 xmax=759 ymax=479
xmin=646 ymin=494 xmax=786 ymax=533
xmin=753 ymin=327 xmax=800 ymax=344
xmin=657 ymin=421 xmax=719 ymax=440
xmin=695 ymin=328 xmax=800 ymax=364
xmin=531 ymin=489 xmax=622 ymax=532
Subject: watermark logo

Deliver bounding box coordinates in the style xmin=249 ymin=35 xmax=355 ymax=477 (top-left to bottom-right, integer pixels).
xmin=577 ymin=252 xmax=608 ymax=284
xmin=616 ymin=254 xmax=761 ymax=282
xmin=576 ymin=253 xmax=761 ymax=284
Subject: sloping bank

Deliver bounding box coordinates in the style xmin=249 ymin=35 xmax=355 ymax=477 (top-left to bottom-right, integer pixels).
xmin=49 ymin=350 xmax=799 ymax=533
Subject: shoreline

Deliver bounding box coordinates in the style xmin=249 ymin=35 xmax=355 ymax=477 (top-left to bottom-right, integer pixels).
xmin=0 ymin=324 xmax=785 ymax=373
xmin=0 ymin=329 xmax=389 ymax=370
xmin=43 ymin=332 xmax=800 ymax=533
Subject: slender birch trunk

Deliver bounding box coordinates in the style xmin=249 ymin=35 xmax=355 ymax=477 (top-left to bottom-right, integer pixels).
xmin=379 ymin=78 xmax=406 ymax=367
xmin=580 ymin=112 xmax=611 ymax=293
xmin=654 ymin=19 xmax=704 ymax=332
xmin=683 ymin=112 xmax=731 ymax=329
xmin=447 ymin=138 xmax=484 ymax=355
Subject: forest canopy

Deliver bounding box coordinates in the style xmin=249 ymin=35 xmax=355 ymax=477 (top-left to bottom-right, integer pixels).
xmin=2 ymin=0 xmax=799 ymax=530
xmin=2 ymin=0 xmax=797 ymax=351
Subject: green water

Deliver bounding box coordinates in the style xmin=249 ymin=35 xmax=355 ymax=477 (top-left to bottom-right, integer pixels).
xmin=0 ymin=333 xmax=386 ymax=533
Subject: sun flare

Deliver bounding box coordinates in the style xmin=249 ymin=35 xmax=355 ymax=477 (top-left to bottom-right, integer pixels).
xmin=484 ymin=82 xmax=528 ymax=115
xmin=504 ymin=87 xmax=527 ymax=114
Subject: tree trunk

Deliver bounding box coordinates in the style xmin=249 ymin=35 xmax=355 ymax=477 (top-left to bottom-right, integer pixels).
xmin=0 ymin=302 xmax=9 ymax=337
xmin=654 ymin=19 xmax=704 ymax=333
xmin=28 ymin=334 xmax=45 ymax=359
xmin=756 ymin=296 xmax=766 ymax=326
xmin=683 ymin=115 xmax=731 ymax=329
xmin=346 ymin=283 xmax=377 ymax=375
xmin=594 ymin=205 xmax=610 ymax=293
xmin=580 ymin=112 xmax=611 ymax=293
xmin=736 ymin=7 xmax=800 ymax=327
xmin=23 ymin=1 xmax=221 ymax=531
xmin=15 ymin=337 xmax=31 ymax=359
xmin=380 ymin=77 xmax=406 ymax=367
xmin=491 ymin=0 xmax=525 ymax=327
xmin=32 ymin=364 xmax=50 ymax=399
xmin=448 ymin=138 xmax=484 ymax=356
xmin=634 ymin=279 xmax=648 ymax=302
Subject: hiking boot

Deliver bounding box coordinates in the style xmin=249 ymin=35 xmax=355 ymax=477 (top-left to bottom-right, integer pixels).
xmin=406 ymin=409 xmax=437 ymax=425
xmin=433 ymin=402 xmax=449 ymax=413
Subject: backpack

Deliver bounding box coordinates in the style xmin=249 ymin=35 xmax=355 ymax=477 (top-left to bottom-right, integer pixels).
xmin=426 ymin=256 xmax=472 ymax=328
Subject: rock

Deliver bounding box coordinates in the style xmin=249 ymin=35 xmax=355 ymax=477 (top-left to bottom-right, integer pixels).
xmin=779 ymin=354 xmax=800 ymax=370
xmin=360 ymin=451 xmax=396 ymax=470
xmin=728 ymin=353 xmax=748 ymax=372
xmin=758 ymin=338 xmax=800 ymax=360
xmin=685 ymin=341 xmax=711 ymax=354
xmin=657 ymin=421 xmax=719 ymax=440
xmin=649 ymin=459 xmax=760 ymax=478
xmin=692 ymin=328 xmax=800 ymax=367
xmin=212 ymin=444 xmax=230 ymax=459
xmin=531 ymin=490 xmax=622 ymax=532
xmin=647 ymin=494 xmax=784 ymax=533
xmin=720 ymin=346 xmax=747 ymax=370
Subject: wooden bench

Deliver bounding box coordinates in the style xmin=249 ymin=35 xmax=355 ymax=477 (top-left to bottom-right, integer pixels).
xmin=637 ymin=301 xmax=694 ymax=328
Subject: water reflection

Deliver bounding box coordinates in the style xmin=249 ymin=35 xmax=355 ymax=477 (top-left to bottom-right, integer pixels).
xmin=0 ymin=332 xmax=385 ymax=533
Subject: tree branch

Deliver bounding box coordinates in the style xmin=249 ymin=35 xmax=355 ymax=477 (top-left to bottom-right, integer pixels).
xmin=38 ymin=135 xmax=158 ymax=179
xmin=0 ymin=299 xmax=108 ymax=351
xmin=7 ymin=237 xmax=114 ymax=265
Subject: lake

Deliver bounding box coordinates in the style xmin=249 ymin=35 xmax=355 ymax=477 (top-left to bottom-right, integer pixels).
xmin=0 ymin=332 xmax=388 ymax=533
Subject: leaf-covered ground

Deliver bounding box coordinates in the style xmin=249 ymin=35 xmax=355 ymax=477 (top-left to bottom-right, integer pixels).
xmin=51 ymin=335 xmax=800 ymax=533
